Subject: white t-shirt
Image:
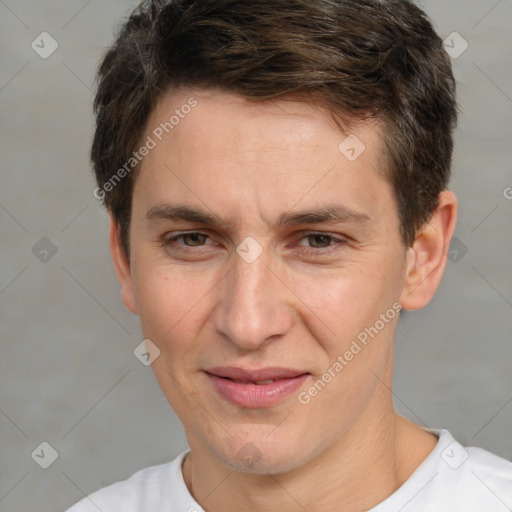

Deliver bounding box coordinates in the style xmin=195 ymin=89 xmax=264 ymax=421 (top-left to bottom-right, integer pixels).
xmin=65 ymin=429 xmax=512 ymax=511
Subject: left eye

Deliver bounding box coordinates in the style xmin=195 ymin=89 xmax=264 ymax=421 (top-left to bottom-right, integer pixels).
xmin=298 ymin=233 xmax=344 ymax=249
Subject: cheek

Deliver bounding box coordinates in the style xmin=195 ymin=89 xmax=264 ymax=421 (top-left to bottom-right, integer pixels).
xmin=287 ymin=263 xmax=395 ymax=345
xmin=132 ymin=265 xmax=209 ymax=346
xmin=131 ymin=265 xmax=212 ymax=405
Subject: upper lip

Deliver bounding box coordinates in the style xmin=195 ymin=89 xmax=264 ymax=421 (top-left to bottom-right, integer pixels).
xmin=204 ymin=366 xmax=309 ymax=382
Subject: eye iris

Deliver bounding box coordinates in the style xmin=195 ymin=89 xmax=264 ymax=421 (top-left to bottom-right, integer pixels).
xmin=184 ymin=233 xmax=206 ymax=246
xmin=309 ymin=234 xmax=331 ymax=248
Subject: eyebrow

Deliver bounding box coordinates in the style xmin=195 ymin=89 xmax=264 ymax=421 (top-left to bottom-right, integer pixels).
xmin=146 ymin=202 xmax=370 ymax=230
xmin=277 ymin=204 xmax=371 ymax=226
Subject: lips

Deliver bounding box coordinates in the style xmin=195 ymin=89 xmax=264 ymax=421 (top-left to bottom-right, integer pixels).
xmin=204 ymin=366 xmax=310 ymax=408
xmin=205 ymin=366 xmax=308 ymax=382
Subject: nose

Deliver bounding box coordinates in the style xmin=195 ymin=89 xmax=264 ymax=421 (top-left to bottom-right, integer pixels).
xmin=213 ymin=245 xmax=293 ymax=351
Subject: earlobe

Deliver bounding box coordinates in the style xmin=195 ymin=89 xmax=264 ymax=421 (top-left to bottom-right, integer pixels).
xmin=108 ymin=216 xmax=138 ymax=315
xmin=400 ymin=190 xmax=458 ymax=311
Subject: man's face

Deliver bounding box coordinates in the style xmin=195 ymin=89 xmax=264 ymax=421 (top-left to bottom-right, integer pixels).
xmin=124 ymin=88 xmax=410 ymax=473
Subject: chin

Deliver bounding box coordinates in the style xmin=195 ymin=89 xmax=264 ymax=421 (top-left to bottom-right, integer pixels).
xmin=210 ymin=431 xmax=317 ymax=476
xmin=225 ymin=451 xmax=304 ymax=475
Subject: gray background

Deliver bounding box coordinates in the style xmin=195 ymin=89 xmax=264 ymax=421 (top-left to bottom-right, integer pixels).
xmin=1 ymin=1 xmax=511 ymax=510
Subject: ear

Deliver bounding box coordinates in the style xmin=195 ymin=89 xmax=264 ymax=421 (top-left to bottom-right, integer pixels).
xmin=400 ymin=190 xmax=458 ymax=311
xmin=109 ymin=215 xmax=138 ymax=315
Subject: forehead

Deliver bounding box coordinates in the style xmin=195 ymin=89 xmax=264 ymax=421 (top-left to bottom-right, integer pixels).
xmin=143 ymin=87 xmax=386 ymax=157
xmin=133 ymin=87 xmax=395 ymax=232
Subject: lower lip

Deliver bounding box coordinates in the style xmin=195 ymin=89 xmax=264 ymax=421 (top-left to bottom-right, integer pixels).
xmin=206 ymin=373 xmax=310 ymax=408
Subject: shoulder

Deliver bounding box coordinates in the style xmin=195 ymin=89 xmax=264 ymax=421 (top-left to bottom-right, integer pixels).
xmin=372 ymin=429 xmax=512 ymax=512
xmin=64 ymin=451 xmax=189 ymax=512
xmin=419 ymin=429 xmax=512 ymax=511
xmin=436 ymin=428 xmax=512 ymax=476
xmin=462 ymin=443 xmax=512 ymax=496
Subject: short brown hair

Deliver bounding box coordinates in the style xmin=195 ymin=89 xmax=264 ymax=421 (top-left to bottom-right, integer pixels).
xmin=92 ymin=0 xmax=457 ymax=258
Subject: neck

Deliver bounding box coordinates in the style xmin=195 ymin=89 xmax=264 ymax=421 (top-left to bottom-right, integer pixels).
xmin=182 ymin=387 xmax=437 ymax=512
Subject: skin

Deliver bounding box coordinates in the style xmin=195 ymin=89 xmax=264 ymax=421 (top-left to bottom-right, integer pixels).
xmin=109 ymin=87 xmax=458 ymax=512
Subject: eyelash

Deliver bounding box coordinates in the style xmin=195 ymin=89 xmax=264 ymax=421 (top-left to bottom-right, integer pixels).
xmin=161 ymin=231 xmax=348 ymax=256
